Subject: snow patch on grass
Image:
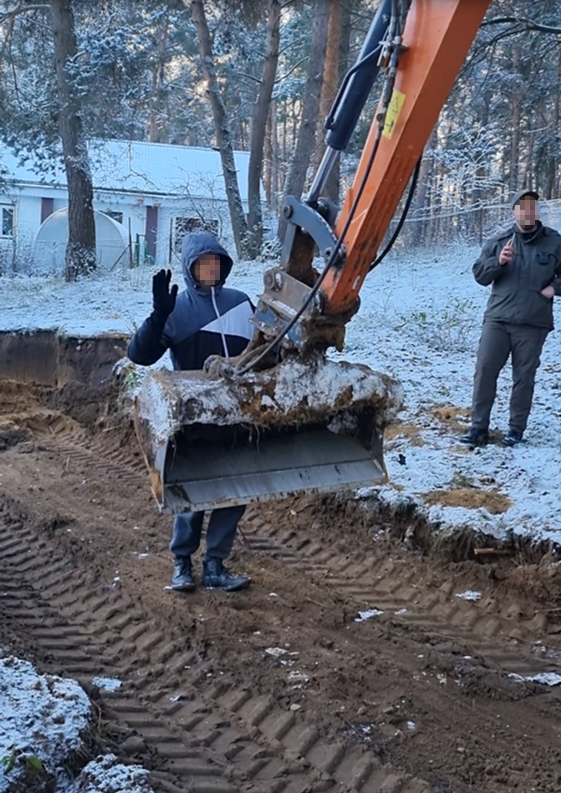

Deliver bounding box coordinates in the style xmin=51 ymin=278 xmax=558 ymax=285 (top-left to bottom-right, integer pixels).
xmin=71 ymin=754 xmax=154 ymax=793
xmin=0 ymin=657 xmax=155 ymax=793
xmin=0 ymin=656 xmax=90 ymax=791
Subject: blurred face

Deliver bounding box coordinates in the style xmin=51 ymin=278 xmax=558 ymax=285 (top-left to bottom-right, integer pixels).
xmin=514 ymin=196 xmax=540 ymax=230
xmin=193 ymin=253 xmax=221 ymax=286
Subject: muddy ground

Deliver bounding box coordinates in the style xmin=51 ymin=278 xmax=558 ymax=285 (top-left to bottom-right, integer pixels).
xmin=1 ymin=344 xmax=561 ymax=793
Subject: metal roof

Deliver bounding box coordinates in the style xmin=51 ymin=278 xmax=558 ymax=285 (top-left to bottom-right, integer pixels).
xmin=0 ymin=138 xmax=252 ymax=202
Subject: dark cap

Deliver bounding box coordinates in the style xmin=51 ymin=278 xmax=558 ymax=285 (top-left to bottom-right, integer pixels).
xmin=511 ymin=189 xmax=539 ymax=209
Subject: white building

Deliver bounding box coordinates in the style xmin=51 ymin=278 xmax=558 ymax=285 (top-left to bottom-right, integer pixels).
xmin=0 ymin=138 xmax=259 ymax=275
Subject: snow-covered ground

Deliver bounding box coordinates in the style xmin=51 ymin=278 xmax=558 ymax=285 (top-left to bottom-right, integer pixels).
xmin=2 ymin=243 xmax=560 ymax=545
xmin=0 ymin=656 xmax=154 ymax=793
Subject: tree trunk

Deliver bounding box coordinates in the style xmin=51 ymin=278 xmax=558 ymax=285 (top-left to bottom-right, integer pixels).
xmin=264 ymin=107 xmax=273 ymax=206
xmin=281 ymin=107 xmax=287 ymax=183
xmin=271 ymin=101 xmax=280 ymax=211
xmin=509 ymin=45 xmax=522 ymax=194
xmin=411 ymin=126 xmax=437 ymax=246
xmin=525 ymin=136 xmax=534 ymax=189
xmin=312 ymin=0 xmax=343 ymax=204
xmin=148 ymin=19 xmax=169 ymax=143
xmin=473 ymin=91 xmax=491 ymax=245
xmin=546 ymin=47 xmax=561 ymax=199
xmin=190 ymin=0 xmax=249 ymax=258
xmin=50 ymin=0 xmax=96 ymax=282
xmin=428 ymin=167 xmax=443 ymax=245
xmin=277 ymin=0 xmax=330 ymax=241
xmin=327 ymin=0 xmax=352 ymax=205
xmin=246 ymin=0 xmax=281 ymax=257
xmin=263 ymin=99 xmax=281 ymax=210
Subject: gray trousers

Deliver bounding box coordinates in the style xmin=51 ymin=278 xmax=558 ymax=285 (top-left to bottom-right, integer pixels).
xmin=471 ymin=320 xmax=548 ymax=433
xmin=170 ymin=506 xmax=246 ymax=561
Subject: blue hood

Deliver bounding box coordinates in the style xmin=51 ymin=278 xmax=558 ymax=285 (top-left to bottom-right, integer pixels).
xmin=181 ymin=232 xmax=233 ymax=293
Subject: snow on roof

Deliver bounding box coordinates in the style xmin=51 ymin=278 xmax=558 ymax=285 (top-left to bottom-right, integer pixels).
xmin=0 ymin=138 xmax=251 ymax=202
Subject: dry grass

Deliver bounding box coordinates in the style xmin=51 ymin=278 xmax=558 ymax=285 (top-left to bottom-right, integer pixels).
xmin=385 ymin=422 xmax=426 ymax=446
xmin=430 ymin=404 xmax=471 ymax=432
xmin=423 ymin=487 xmax=512 ymax=515
xmin=430 ymin=525 xmax=482 ymax=562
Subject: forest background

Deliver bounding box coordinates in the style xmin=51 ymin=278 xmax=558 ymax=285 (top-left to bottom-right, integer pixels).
xmin=1 ymin=0 xmax=560 ymax=278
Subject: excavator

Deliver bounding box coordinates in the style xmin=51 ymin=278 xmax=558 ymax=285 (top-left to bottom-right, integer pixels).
xmin=133 ymin=0 xmax=493 ymax=514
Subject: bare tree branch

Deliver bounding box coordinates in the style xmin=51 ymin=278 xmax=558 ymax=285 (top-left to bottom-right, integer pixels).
xmin=463 ymin=25 xmax=526 ymax=71
xmin=0 ymin=3 xmax=49 ymax=63
xmin=274 ymin=56 xmax=308 ymax=84
xmin=232 ymin=70 xmax=262 ymax=85
xmin=0 ymin=4 xmax=49 ymax=24
xmin=482 ymin=15 xmax=561 ymax=36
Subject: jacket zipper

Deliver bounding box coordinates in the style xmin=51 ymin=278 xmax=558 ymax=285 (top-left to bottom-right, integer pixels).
xmin=211 ymin=286 xmax=230 ymax=357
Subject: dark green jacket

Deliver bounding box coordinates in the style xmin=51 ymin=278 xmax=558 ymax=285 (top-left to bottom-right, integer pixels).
xmin=473 ymin=222 xmax=561 ymax=330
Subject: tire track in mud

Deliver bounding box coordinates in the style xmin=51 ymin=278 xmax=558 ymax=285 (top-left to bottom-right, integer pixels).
xmin=0 ymin=518 xmax=238 ymax=793
xmin=33 ymin=415 xmax=147 ymax=487
xmin=34 ymin=422 xmax=561 ymax=680
xmin=0 ymin=506 xmax=430 ymax=793
xmin=241 ymin=516 xmax=561 ymax=680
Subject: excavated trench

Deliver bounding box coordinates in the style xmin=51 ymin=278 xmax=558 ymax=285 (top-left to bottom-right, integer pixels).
xmin=2 ymin=330 xmax=561 ymax=793
xmin=0 ymin=329 xmax=129 ymax=387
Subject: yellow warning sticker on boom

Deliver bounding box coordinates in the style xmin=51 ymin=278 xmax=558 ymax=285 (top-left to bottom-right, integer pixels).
xmin=382 ymin=89 xmax=406 ymax=139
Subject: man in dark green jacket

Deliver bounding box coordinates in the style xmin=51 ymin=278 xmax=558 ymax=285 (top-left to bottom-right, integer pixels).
xmin=461 ymin=189 xmax=561 ymax=447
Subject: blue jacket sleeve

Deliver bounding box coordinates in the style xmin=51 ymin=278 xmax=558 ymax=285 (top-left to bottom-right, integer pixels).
xmin=127 ymin=311 xmax=170 ymax=366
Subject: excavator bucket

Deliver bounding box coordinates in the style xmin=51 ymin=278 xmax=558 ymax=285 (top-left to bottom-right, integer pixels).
xmin=133 ymin=354 xmax=402 ymax=514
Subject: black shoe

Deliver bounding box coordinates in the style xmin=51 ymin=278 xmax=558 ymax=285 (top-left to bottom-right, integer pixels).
xmin=202 ymin=558 xmax=251 ymax=592
xmin=502 ymin=430 xmax=524 ymax=447
xmin=459 ymin=427 xmax=489 ymax=447
xmin=171 ymin=557 xmax=195 ymax=591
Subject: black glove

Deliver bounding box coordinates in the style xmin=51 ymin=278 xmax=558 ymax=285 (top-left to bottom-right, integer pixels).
xmin=152 ymin=269 xmax=178 ymax=318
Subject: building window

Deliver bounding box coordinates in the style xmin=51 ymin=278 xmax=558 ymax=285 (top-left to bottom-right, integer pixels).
xmin=103 ymin=210 xmax=124 ymax=224
xmin=1 ymin=206 xmax=14 ymax=237
xmin=174 ymin=217 xmax=219 ymax=253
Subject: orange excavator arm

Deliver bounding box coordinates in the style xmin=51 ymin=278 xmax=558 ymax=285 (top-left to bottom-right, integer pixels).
xmin=249 ymin=0 xmax=493 ymax=357
xmin=326 ymin=0 xmax=492 ymax=314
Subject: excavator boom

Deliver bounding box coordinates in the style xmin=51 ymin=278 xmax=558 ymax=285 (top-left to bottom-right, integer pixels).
xmin=325 ymin=0 xmax=493 ymax=316
xmin=255 ymin=0 xmax=493 ymax=347
xmin=133 ymin=0 xmax=493 ymax=514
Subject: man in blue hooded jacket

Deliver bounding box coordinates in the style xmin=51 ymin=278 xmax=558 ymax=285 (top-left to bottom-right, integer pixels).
xmin=128 ymin=232 xmax=254 ymax=592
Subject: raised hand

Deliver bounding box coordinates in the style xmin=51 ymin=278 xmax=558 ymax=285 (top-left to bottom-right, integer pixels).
xmin=152 ymin=269 xmax=178 ymax=317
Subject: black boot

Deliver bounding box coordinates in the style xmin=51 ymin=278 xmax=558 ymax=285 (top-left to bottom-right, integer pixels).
xmin=203 ymin=558 xmax=251 ymax=592
xmin=459 ymin=427 xmax=489 ymax=447
xmin=171 ymin=556 xmax=195 ymax=591
xmin=502 ymin=429 xmax=524 ymax=447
